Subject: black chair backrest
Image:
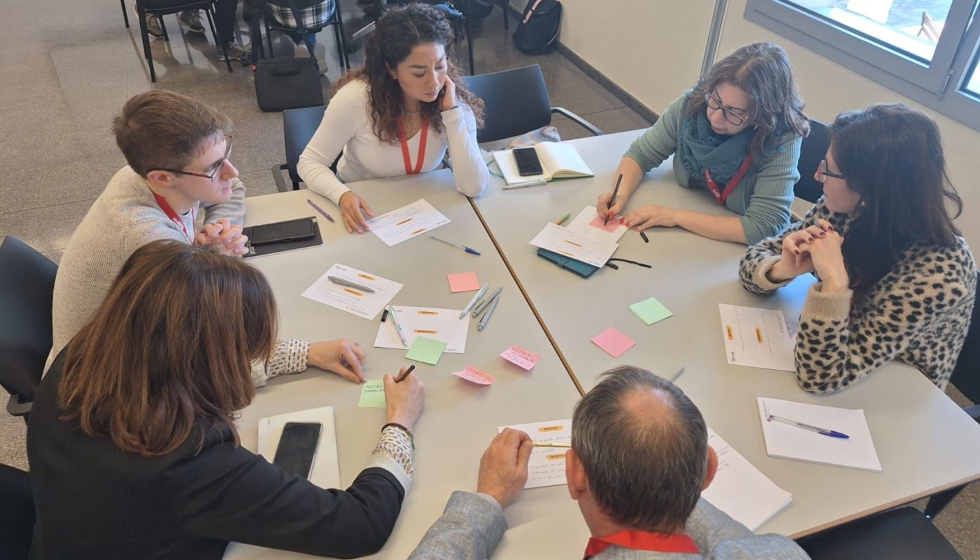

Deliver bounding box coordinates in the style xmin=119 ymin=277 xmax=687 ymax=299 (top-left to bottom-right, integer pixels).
xmin=950 ymin=271 xmax=980 ymax=403
xmin=0 ymin=237 xmax=57 ymax=403
xmin=462 ymin=65 xmax=552 ymax=144
xmin=283 ymin=105 xmax=327 ymax=185
xmin=794 ymin=119 xmax=829 ymax=204
xmin=0 ymin=464 xmax=34 ymax=559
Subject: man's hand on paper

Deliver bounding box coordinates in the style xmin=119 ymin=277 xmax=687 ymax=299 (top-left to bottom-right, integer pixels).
xmin=308 ymin=339 xmax=367 ymax=383
xmin=338 ymin=191 xmax=374 ymax=234
xmin=384 ymin=367 xmax=425 ymax=430
xmin=477 ymin=428 xmax=533 ymax=508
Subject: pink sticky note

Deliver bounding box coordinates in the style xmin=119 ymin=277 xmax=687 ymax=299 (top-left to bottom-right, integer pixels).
xmin=589 ymin=215 xmax=623 ymax=233
xmin=453 ymin=365 xmax=495 ymax=385
xmin=500 ymin=345 xmax=540 ymax=371
xmin=448 ymin=272 xmax=481 ymax=293
xmin=591 ymin=327 xmax=636 ymax=358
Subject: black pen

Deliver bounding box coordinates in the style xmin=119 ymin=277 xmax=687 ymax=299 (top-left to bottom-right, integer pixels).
xmin=640 ymin=231 xmax=649 ymax=243
xmin=395 ymin=365 xmax=416 ymax=383
xmin=605 ymin=174 xmax=623 ymax=226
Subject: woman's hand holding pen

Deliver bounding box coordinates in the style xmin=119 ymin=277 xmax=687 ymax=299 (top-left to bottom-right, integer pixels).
xmin=384 ymin=366 xmax=425 ymax=431
xmin=339 ymin=191 xmax=374 ymax=234
xmin=596 ymin=191 xmax=626 ymax=218
xmin=477 ymin=428 xmax=533 ymax=508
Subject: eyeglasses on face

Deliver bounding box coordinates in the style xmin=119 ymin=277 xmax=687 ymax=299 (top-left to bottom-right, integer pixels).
xmin=816 ymin=159 xmax=846 ymax=182
xmin=153 ymin=136 xmax=233 ymax=181
xmin=703 ymin=89 xmax=748 ymax=127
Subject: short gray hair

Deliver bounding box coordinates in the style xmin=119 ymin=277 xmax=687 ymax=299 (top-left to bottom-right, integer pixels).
xmin=571 ymin=366 xmax=708 ymax=533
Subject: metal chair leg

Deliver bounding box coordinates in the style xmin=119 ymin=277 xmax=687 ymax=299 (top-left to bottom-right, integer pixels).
xmin=121 ymin=0 xmax=130 ymax=28
xmin=501 ymin=0 xmax=508 ymax=30
xmin=335 ymin=11 xmax=350 ymax=69
xmin=204 ymin=8 xmax=233 ymax=73
xmin=138 ymin=7 xmax=158 ymax=82
xmin=160 ymin=14 xmax=170 ymax=41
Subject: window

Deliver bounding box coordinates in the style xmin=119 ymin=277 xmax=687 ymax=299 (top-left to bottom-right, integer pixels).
xmin=745 ymin=0 xmax=980 ymax=131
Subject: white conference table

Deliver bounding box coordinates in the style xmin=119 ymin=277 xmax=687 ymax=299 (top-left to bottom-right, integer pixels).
xmin=471 ymin=130 xmax=980 ymax=538
xmin=225 ymin=173 xmax=583 ymax=559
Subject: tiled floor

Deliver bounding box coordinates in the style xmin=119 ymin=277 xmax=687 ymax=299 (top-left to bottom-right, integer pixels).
xmin=1 ymin=0 xmax=977 ymax=556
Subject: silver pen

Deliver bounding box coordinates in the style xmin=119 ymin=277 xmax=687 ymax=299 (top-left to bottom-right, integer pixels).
xmin=327 ymin=275 xmax=376 ymax=293
xmin=471 ymin=287 xmax=503 ymax=317
xmin=459 ymin=284 xmax=489 ymax=319
xmin=387 ymin=305 xmax=409 ymax=348
xmin=478 ymin=293 xmax=500 ymax=331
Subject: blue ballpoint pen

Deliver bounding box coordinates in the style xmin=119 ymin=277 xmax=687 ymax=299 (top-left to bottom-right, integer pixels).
xmin=767 ymin=415 xmax=850 ymax=439
xmin=429 ymin=236 xmax=481 ymax=255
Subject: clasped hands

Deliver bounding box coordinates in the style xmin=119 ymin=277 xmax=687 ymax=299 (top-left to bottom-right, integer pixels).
xmin=768 ymin=218 xmax=850 ymax=292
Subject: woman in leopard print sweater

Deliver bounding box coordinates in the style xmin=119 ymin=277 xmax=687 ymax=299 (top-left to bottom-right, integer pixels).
xmin=739 ymin=104 xmax=976 ymax=393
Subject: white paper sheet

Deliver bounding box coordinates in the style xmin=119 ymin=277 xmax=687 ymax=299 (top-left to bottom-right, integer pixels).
xmin=257 ymin=406 xmax=340 ymax=489
xmin=529 ymin=222 xmax=618 ymax=268
xmin=758 ymin=397 xmax=882 ymax=472
xmin=498 ymin=419 xmax=572 ymax=489
xmin=302 ymin=263 xmax=402 ymax=320
xmin=366 ymin=199 xmax=450 ymax=246
xmin=718 ymin=304 xmax=795 ymax=372
xmin=565 ymin=205 xmax=628 ymax=243
xmin=701 ymin=427 xmax=793 ymax=531
xmin=374 ymin=306 xmax=468 ymax=353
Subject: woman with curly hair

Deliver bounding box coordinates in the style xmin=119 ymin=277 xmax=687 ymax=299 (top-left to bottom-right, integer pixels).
xmin=597 ymin=43 xmax=810 ymax=245
xmin=298 ymin=3 xmax=488 ymax=234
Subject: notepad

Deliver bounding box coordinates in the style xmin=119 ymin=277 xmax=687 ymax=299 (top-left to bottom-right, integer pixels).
xmin=257 ymin=407 xmax=340 ymax=489
xmin=492 ymin=143 xmax=594 ymax=185
xmin=758 ymin=397 xmax=882 ymax=472
xmin=630 ymin=296 xmax=673 ymax=325
xmin=701 ymin=427 xmax=792 ymax=531
xmin=358 ymin=380 xmax=386 ymax=408
xmin=592 ymin=327 xmax=635 ymax=358
xmin=406 ymin=336 xmax=448 ymax=365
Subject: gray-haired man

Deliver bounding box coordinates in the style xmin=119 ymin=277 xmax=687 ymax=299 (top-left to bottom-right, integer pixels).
xmin=409 ymin=366 xmax=809 ymax=559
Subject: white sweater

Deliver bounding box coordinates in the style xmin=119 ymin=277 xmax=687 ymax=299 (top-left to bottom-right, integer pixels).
xmin=297 ymin=79 xmax=489 ymax=203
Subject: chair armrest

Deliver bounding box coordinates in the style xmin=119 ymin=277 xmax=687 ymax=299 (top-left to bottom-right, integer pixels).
xmin=272 ymin=164 xmax=292 ymax=193
xmin=551 ymin=107 xmax=603 ymax=136
xmin=6 ymin=394 xmax=31 ymax=417
xmin=965 ymin=403 xmax=980 ymax=422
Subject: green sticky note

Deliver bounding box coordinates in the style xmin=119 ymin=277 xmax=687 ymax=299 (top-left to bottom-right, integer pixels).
xmin=406 ymin=336 xmax=448 ymax=365
xmin=629 ymin=296 xmax=673 ymax=326
xmin=358 ymin=379 xmax=386 ymax=408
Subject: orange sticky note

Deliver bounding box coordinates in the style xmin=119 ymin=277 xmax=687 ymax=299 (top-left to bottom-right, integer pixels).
xmin=448 ymin=272 xmax=481 ymax=293
xmin=591 ymin=327 xmax=636 ymax=358
xmin=453 ymin=366 xmax=495 ymax=385
xmin=501 ymin=345 xmax=540 ymax=370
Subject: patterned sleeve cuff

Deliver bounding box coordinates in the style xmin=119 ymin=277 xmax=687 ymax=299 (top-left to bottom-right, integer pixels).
xmin=266 ymin=338 xmax=310 ymax=378
xmin=367 ymin=426 xmax=414 ymax=493
xmin=803 ymin=282 xmax=853 ymax=322
xmin=752 ymin=255 xmax=793 ymax=292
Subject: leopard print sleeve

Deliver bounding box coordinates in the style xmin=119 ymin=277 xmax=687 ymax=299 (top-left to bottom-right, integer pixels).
xmin=796 ymin=241 xmax=976 ymax=393
xmin=739 ymin=201 xmax=831 ymax=295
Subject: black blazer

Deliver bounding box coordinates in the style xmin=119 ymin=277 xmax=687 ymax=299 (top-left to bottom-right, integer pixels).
xmin=27 ymin=353 xmax=405 ymax=559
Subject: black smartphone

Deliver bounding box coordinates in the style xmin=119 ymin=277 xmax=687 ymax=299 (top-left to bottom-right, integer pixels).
xmin=250 ymin=218 xmax=315 ymax=246
xmin=272 ymin=421 xmax=322 ymax=479
xmin=513 ymin=147 xmax=543 ymax=176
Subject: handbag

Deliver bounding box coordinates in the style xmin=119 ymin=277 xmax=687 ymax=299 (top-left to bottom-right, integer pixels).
xmin=254 ymin=0 xmax=325 ymax=112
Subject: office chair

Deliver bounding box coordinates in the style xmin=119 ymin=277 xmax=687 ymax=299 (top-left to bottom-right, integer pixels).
xmin=797 ymin=273 xmax=980 ymax=559
xmin=0 ymin=237 xmax=57 ymax=423
xmin=461 ymin=65 xmax=602 ymax=144
xmin=0 ymin=464 xmax=34 ymax=560
xmin=794 ymin=119 xmax=829 ymax=204
xmin=273 ymin=105 xmax=327 ymax=192
xmin=135 ymin=0 xmax=233 ymax=82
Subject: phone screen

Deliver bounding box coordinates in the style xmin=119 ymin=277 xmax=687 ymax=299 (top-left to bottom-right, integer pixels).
xmin=513 ymin=147 xmax=543 ymax=176
xmin=250 ymin=218 xmax=315 ymax=246
xmin=273 ymin=422 xmax=322 ymax=479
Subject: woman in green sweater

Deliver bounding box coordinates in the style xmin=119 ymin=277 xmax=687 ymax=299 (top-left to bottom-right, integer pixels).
xmin=597 ymin=43 xmax=809 ymax=245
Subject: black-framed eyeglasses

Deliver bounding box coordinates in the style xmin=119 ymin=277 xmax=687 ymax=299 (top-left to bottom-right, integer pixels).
xmin=154 ymin=136 xmax=233 ymax=181
xmin=703 ymin=89 xmax=748 ymax=127
xmin=816 ymin=159 xmax=846 ymax=182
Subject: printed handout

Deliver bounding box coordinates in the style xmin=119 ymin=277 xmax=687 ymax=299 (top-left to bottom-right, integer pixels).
xmin=302 ymin=264 xmax=402 ymax=320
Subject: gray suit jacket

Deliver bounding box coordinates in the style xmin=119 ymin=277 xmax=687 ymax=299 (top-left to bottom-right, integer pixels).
xmin=409 ymin=493 xmax=809 ymax=559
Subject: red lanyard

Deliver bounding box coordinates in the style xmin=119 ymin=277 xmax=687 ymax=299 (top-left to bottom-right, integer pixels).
xmin=584 ymin=530 xmax=700 ymax=558
xmin=397 ymin=115 xmax=429 ymax=175
xmin=152 ymin=191 xmax=196 ymax=243
xmin=704 ymin=155 xmax=753 ymax=205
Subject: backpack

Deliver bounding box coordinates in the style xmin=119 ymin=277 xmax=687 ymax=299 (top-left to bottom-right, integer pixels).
xmin=513 ymin=0 xmax=562 ymax=55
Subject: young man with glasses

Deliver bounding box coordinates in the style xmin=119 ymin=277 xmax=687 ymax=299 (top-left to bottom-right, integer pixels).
xmin=51 ymin=90 xmax=368 ymax=388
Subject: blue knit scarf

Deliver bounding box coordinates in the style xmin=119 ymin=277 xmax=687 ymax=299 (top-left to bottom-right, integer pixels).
xmin=677 ymin=101 xmax=754 ymax=189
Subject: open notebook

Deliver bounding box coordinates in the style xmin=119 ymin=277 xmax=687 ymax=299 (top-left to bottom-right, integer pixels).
xmin=257 ymin=406 xmax=341 ymax=488
xmin=492 ymin=142 xmax=594 ymax=185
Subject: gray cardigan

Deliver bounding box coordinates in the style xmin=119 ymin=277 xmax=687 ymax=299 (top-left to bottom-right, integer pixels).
xmin=409 ymin=492 xmax=809 ymax=559
xmin=624 ymin=93 xmax=802 ymax=245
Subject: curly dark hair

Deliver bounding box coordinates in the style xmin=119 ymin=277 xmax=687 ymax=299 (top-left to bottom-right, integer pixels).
xmin=337 ymin=3 xmax=484 ymax=145
xmin=685 ymin=42 xmax=810 ymax=162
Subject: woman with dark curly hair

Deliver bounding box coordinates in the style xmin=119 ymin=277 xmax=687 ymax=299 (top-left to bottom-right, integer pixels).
xmin=298 ymin=3 xmax=488 ymax=234
xmin=597 ymin=43 xmax=810 ymax=245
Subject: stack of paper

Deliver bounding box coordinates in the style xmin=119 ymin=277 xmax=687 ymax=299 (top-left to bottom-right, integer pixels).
xmin=257 ymin=407 xmax=340 ymax=489
xmin=498 ymin=419 xmax=572 ymax=489
xmin=701 ymin=427 xmax=792 ymax=531
xmin=757 ymin=397 xmax=882 ymax=472
xmin=374 ymin=306 xmax=468 ymax=353
xmin=529 ymin=206 xmax=623 ymax=268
